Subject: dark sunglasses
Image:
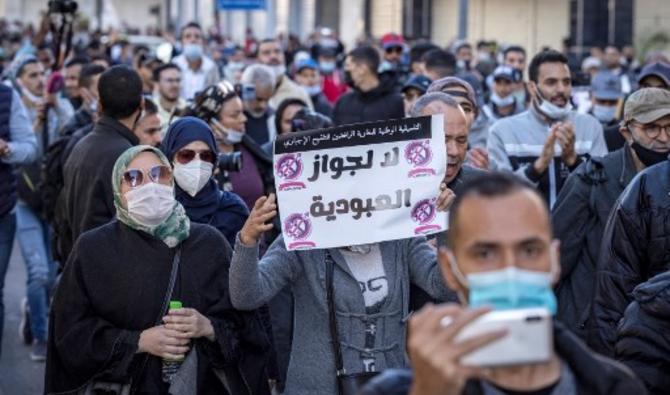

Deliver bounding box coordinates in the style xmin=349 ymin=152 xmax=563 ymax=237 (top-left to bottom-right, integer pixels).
xmin=123 ymin=165 xmax=172 ymax=188
xmin=175 ymin=149 xmax=217 ymax=165
xmin=385 ymin=46 xmax=403 ymax=54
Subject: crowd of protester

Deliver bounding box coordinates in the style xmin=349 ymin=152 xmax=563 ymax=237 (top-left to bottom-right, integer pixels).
xmin=0 ymin=10 xmax=669 ymax=395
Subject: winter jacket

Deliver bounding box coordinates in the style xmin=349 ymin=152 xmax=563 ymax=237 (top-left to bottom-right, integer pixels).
xmin=332 ymin=74 xmax=405 ymax=126
xmin=551 ymin=146 xmax=638 ymax=340
xmin=360 ymin=322 xmax=647 ymax=395
xmin=487 ymin=106 xmax=608 ymax=208
xmin=58 ymin=116 xmax=139 ymax=264
xmin=229 ymin=235 xmax=454 ymax=395
xmin=616 ymin=270 xmax=670 ymax=395
xmin=270 ymin=75 xmax=314 ymax=111
xmin=591 ymin=159 xmax=670 ymax=356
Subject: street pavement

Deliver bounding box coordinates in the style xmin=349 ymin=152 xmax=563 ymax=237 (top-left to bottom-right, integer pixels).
xmin=0 ymin=241 xmax=44 ymax=394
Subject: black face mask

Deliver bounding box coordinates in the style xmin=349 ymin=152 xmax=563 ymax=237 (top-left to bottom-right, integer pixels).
xmin=631 ymin=142 xmax=670 ymax=167
xmin=344 ymin=70 xmax=355 ymax=89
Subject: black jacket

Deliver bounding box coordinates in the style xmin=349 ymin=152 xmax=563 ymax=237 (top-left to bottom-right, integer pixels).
xmin=46 ymin=221 xmax=271 ymax=395
xmin=59 ymin=116 xmax=139 ymax=263
xmin=616 ymin=270 xmax=670 ymax=395
xmin=311 ymin=93 xmax=333 ymax=119
xmin=331 ymin=74 xmax=404 ymax=126
xmin=591 ymin=159 xmax=670 ymax=356
xmin=551 ymin=146 xmax=637 ymax=340
xmin=360 ymin=323 xmax=646 ymax=395
xmin=59 ymin=106 xmax=93 ymax=138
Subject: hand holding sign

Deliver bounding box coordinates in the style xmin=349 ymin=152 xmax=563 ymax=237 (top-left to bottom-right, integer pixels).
xmin=240 ymin=194 xmax=277 ymax=246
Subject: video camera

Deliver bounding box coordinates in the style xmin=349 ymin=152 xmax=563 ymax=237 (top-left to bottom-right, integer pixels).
xmin=48 ymin=0 xmax=78 ymax=15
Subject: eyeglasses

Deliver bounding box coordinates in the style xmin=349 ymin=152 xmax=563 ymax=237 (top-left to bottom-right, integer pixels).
xmin=175 ymin=149 xmax=217 ymax=165
xmin=385 ymin=46 xmax=403 ymax=54
xmin=122 ymin=165 xmax=172 ymax=188
xmin=629 ymin=121 xmax=670 ymax=139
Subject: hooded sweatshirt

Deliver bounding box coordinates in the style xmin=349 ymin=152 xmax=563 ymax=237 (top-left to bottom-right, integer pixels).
xmin=332 ymin=72 xmax=405 ymax=126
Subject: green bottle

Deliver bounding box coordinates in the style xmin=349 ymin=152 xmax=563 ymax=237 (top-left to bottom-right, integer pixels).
xmin=162 ymin=300 xmax=184 ymax=383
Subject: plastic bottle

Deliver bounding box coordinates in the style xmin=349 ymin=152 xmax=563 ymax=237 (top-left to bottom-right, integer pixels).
xmin=161 ymin=300 xmax=184 ymax=383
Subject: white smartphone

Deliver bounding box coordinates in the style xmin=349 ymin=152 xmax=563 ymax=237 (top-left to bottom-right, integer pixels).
xmin=449 ymin=308 xmax=553 ymax=367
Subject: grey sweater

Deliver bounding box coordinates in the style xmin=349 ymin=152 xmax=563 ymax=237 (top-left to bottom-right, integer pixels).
xmin=230 ymin=235 xmax=453 ymax=395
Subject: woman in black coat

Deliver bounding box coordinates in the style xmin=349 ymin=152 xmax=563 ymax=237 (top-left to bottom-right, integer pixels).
xmin=45 ymin=145 xmax=271 ymax=395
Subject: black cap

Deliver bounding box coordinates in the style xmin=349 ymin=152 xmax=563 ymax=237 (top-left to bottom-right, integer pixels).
xmin=402 ymin=75 xmax=432 ymax=94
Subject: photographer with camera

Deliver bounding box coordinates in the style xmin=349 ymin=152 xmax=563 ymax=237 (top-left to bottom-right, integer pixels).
xmin=360 ymin=172 xmax=646 ymax=395
xmin=180 ymin=81 xmax=274 ymax=211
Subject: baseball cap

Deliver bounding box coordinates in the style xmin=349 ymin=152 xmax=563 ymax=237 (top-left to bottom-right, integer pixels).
xmin=637 ymin=62 xmax=670 ymax=87
xmin=296 ymin=58 xmax=319 ymax=73
xmin=427 ymin=76 xmax=479 ymax=115
xmin=591 ymin=71 xmax=623 ymax=101
xmin=380 ymin=33 xmax=404 ymax=50
xmin=492 ymin=65 xmax=521 ymax=83
xmin=623 ymin=87 xmax=670 ymax=124
xmin=402 ymin=75 xmax=432 ymax=95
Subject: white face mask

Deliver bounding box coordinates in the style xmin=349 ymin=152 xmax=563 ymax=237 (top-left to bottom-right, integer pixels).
xmin=183 ymin=44 xmax=204 ymax=61
xmin=222 ymin=127 xmax=244 ymax=145
xmin=536 ymin=88 xmax=572 ymax=120
xmin=490 ymin=92 xmax=515 ymax=107
xmin=124 ymin=183 xmax=175 ymax=227
xmin=173 ymin=159 xmax=213 ymax=197
xmin=592 ymin=104 xmax=617 ymax=123
xmin=304 ymin=85 xmax=322 ymax=97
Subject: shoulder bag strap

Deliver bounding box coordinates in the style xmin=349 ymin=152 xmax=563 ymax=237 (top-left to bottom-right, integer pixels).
xmin=155 ymin=248 xmax=182 ymax=325
xmin=325 ymin=250 xmax=346 ymax=377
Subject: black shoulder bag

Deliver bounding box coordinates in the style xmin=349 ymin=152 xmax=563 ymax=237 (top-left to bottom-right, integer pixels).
xmin=81 ymin=248 xmax=182 ymax=395
xmin=325 ymin=252 xmax=379 ymax=395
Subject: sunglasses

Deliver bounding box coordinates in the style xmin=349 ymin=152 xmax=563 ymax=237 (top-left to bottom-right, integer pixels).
xmin=123 ymin=165 xmax=172 ymax=188
xmin=385 ymin=46 xmax=403 ymax=54
xmin=175 ymin=149 xmax=217 ymax=165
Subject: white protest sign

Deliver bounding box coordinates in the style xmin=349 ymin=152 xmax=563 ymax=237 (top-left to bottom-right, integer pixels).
xmin=273 ymin=115 xmax=447 ymax=251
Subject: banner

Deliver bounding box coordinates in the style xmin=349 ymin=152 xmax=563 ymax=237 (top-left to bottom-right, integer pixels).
xmin=273 ymin=115 xmax=447 ymax=251
xmin=217 ymin=0 xmax=266 ymax=10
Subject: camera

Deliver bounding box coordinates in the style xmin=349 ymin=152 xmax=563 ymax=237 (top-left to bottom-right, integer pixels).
xmin=48 ymin=0 xmax=78 ymax=15
xmin=218 ymin=152 xmax=243 ymax=172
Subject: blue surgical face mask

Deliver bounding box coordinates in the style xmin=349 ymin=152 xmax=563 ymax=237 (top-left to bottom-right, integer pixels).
xmin=592 ymin=104 xmax=617 ymax=123
xmin=304 ymin=84 xmax=322 ymax=97
xmin=448 ymin=251 xmax=558 ymax=314
xmin=319 ymin=61 xmax=336 ymax=74
xmin=183 ymin=44 xmax=203 ymax=61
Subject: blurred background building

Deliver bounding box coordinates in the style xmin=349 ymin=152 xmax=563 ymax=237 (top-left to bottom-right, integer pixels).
xmin=1 ymin=0 xmax=668 ymax=55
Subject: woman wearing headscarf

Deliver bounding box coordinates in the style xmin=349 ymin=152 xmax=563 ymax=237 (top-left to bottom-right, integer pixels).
xmin=161 ymin=116 xmax=249 ymax=246
xmin=45 ymin=146 xmax=271 ymax=395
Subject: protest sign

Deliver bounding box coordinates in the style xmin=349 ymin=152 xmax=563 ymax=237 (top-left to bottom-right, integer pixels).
xmin=273 ymin=115 xmax=447 ymax=251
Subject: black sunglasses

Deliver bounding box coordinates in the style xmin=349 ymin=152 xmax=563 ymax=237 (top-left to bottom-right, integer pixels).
xmin=175 ymin=149 xmax=217 ymax=165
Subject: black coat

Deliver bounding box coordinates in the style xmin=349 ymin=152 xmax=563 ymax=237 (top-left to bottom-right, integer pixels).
xmin=591 ymin=159 xmax=670 ymax=356
xmin=360 ymin=323 xmax=647 ymax=395
xmin=59 ymin=116 xmax=139 ymax=263
xmin=45 ymin=221 xmax=272 ymax=395
xmin=331 ymin=74 xmax=404 ymax=126
xmin=616 ymin=270 xmax=670 ymax=395
xmin=551 ymin=146 xmax=637 ymax=340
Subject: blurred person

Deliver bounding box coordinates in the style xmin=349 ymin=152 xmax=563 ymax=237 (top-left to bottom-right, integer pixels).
xmin=427 ymin=76 xmax=489 ymax=169
xmin=421 ymin=49 xmax=457 ymax=82
xmin=360 ymin=172 xmax=647 ymax=395
xmin=379 ymin=33 xmax=409 ymax=87
xmin=474 ymin=40 xmax=496 ymax=78
xmin=590 ymin=88 xmax=670 ymax=357
xmin=161 ymin=117 xmax=249 ymax=246
xmin=59 ymin=66 xmax=144 ymax=263
xmin=63 ymin=56 xmax=89 ymax=108
xmin=182 ymin=81 xmax=274 ymax=209
xmin=240 ymin=64 xmax=277 ymax=145
xmin=0 ymin=81 xmax=38 ymax=359
xmin=153 ymin=63 xmax=187 ymax=134
xmin=503 ymin=45 xmax=530 ymax=110
xmin=294 ymin=58 xmax=333 ymax=117
xmin=332 ymin=45 xmax=404 ymax=125
xmin=409 ymin=42 xmax=439 ymax=76
xmin=588 ymin=71 xmax=625 ymax=151
xmin=222 ymin=45 xmax=246 ymax=84
xmin=488 ymin=50 xmax=607 ymax=207
xmin=454 ymin=41 xmax=473 ymax=72
xmin=551 ymin=88 xmax=666 ymax=341
xmin=256 ymin=38 xmax=313 ymax=110
xmin=36 ymin=44 xmax=54 ymax=72
xmin=637 ymin=61 xmax=670 ymax=89
xmin=135 ymin=98 xmax=162 ymax=147
xmin=46 ymin=145 xmax=272 ymax=395
xmin=402 ymin=75 xmax=431 ymax=115
xmin=274 ymin=98 xmax=308 ymax=137
xmin=482 ymin=66 xmax=524 ymax=123
xmin=603 ymin=45 xmax=632 ymax=95
xmin=622 ymin=45 xmax=639 ymax=71
xmin=135 ymin=54 xmax=163 ymax=96
xmin=582 ymin=56 xmax=602 ymax=79
xmin=616 ymin=270 xmax=670 ymax=395
xmin=173 ymin=22 xmax=221 ymax=101
xmin=316 ymin=46 xmax=348 ymax=105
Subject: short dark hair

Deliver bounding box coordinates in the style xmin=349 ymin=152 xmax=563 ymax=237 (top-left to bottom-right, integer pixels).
xmin=456 ymin=42 xmax=472 ymax=52
xmin=255 ymin=38 xmax=280 ymax=58
xmin=98 ymin=65 xmax=143 ymax=119
xmin=503 ymin=45 xmax=526 ymax=59
xmin=180 ymin=22 xmax=202 ymax=38
xmin=409 ymin=42 xmax=439 ymax=65
xmin=444 ymin=172 xmax=543 ymax=248
xmin=16 ymin=58 xmax=39 ymax=78
xmin=78 ymin=64 xmax=106 ymax=88
xmin=528 ymin=50 xmax=569 ymax=83
xmin=65 ymin=56 xmax=90 ymax=69
xmin=422 ymin=49 xmax=457 ymax=79
xmin=153 ymin=63 xmax=181 ymax=82
xmin=143 ymin=97 xmax=158 ymax=115
xmin=275 ymin=98 xmax=308 ymax=134
xmin=347 ymin=46 xmax=380 ymax=75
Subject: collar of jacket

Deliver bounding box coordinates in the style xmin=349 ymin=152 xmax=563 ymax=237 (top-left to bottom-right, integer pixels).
xmin=96 ymin=115 xmax=140 ymax=146
xmin=619 ymin=144 xmax=638 ymax=188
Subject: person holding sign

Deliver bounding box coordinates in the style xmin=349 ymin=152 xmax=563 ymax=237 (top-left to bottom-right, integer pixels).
xmin=229 ymin=181 xmax=457 ymax=395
